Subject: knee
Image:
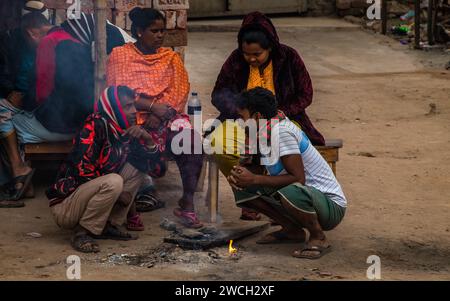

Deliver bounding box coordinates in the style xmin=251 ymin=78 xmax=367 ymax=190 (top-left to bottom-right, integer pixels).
xmin=101 ymin=173 xmax=124 ymax=196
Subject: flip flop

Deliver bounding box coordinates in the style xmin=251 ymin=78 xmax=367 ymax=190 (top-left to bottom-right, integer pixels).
xmin=7 ymin=169 xmax=35 ymax=201
xmin=256 ymin=230 xmax=306 ymax=245
xmin=135 ymin=193 xmax=165 ymax=212
xmin=127 ymin=214 xmax=145 ymax=231
xmin=93 ymin=224 xmax=137 ymax=241
xmin=0 ymin=199 xmax=25 ymax=208
xmin=292 ymin=244 xmax=332 ymax=260
xmin=173 ymin=207 xmax=203 ymax=229
xmin=71 ymin=233 xmax=100 ymax=253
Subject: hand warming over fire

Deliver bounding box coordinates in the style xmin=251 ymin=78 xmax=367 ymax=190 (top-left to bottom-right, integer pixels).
xmin=144 ymin=114 xmax=162 ymax=129
xmin=151 ymin=103 xmax=171 ymax=119
xmin=123 ymin=125 xmax=155 ymax=148
xmin=227 ymin=166 xmax=257 ymax=190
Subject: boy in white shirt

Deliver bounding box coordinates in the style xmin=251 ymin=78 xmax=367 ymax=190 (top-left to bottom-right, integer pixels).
xmin=228 ymin=87 xmax=347 ymax=259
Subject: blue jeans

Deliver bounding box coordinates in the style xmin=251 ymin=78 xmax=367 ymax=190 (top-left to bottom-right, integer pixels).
xmin=0 ymin=99 xmax=73 ymax=185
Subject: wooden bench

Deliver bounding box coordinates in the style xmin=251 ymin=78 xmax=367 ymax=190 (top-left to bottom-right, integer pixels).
xmin=24 ymin=140 xmax=73 ymax=161
xmin=315 ymin=139 xmax=343 ymax=175
xmin=24 ymin=139 xmax=343 ymax=222
xmin=25 ymin=139 xmax=343 ymax=171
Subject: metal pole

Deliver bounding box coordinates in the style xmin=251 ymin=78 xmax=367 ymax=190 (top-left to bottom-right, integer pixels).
xmin=382 ymin=0 xmax=387 ymax=35
xmin=94 ymin=0 xmax=108 ymax=100
xmin=415 ymin=0 xmax=421 ymax=49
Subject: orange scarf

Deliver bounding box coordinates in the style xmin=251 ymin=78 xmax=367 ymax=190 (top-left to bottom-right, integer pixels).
xmin=247 ymin=61 xmax=275 ymax=95
xmin=107 ymin=43 xmax=190 ymax=113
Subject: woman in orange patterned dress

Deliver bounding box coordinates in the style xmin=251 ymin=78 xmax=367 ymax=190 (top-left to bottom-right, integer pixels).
xmin=107 ymin=8 xmax=204 ymax=228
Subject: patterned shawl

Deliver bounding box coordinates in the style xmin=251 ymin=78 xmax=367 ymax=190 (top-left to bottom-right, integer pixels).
xmin=106 ymin=43 xmax=190 ymax=113
xmin=94 ymin=86 xmax=130 ymax=139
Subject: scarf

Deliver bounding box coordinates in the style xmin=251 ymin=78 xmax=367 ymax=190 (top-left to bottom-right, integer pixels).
xmin=94 ymin=86 xmax=130 ymax=139
xmin=247 ymin=61 xmax=275 ymax=95
xmin=61 ymin=12 xmax=95 ymax=46
xmin=107 ymin=43 xmax=190 ymax=113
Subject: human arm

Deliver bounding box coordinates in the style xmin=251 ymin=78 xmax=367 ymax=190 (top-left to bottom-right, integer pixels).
xmin=228 ymin=154 xmax=305 ymax=190
xmin=122 ymin=125 xmax=156 ymax=149
xmin=278 ymin=49 xmax=313 ymax=116
xmin=45 ymin=117 xmax=106 ymax=200
xmin=211 ymin=51 xmax=242 ymax=118
xmin=126 ymin=125 xmax=165 ymax=176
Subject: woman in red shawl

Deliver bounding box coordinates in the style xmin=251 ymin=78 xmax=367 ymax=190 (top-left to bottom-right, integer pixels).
xmin=211 ymin=12 xmax=325 ymax=220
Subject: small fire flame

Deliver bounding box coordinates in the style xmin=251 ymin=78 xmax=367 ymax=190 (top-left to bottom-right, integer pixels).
xmin=228 ymin=240 xmax=238 ymax=255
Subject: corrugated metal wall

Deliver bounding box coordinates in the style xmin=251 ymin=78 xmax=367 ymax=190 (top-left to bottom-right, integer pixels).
xmin=0 ymin=0 xmax=26 ymax=32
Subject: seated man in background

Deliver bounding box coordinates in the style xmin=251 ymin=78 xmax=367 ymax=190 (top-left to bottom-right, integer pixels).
xmin=0 ymin=1 xmax=50 ymax=108
xmin=47 ymin=86 xmax=161 ymax=253
xmin=0 ymin=1 xmax=51 ymax=203
xmin=0 ymin=12 xmax=70 ymax=207
xmin=0 ymin=11 xmax=136 ymax=207
xmin=228 ymin=88 xmax=347 ymax=259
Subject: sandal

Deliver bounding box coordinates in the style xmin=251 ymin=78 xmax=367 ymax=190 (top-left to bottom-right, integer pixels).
xmin=127 ymin=214 xmax=145 ymax=231
xmin=7 ymin=169 xmax=35 ymax=201
xmin=256 ymin=230 xmax=306 ymax=245
xmin=292 ymin=244 xmax=332 ymax=260
xmin=93 ymin=223 xmax=137 ymax=241
xmin=70 ymin=233 xmax=100 ymax=253
xmin=240 ymin=208 xmax=261 ymax=221
xmin=135 ymin=192 xmax=165 ymax=212
xmin=0 ymin=199 xmax=25 ymax=208
xmin=173 ymin=207 xmax=203 ymax=229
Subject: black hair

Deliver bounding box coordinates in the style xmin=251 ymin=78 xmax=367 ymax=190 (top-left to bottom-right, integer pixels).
xmin=129 ymin=7 xmax=166 ymax=39
xmin=20 ymin=11 xmax=50 ymax=32
xmin=241 ymin=30 xmax=272 ymax=50
xmin=117 ymin=85 xmax=135 ymax=102
xmin=236 ymin=87 xmax=278 ymax=119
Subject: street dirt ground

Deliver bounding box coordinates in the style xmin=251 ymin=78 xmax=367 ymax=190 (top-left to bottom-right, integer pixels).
xmin=0 ymin=17 xmax=449 ymax=281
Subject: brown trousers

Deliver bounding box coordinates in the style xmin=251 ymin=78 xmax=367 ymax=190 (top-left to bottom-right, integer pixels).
xmin=51 ymin=163 xmax=144 ymax=235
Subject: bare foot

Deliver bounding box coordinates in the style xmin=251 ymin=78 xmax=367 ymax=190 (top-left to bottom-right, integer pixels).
xmin=12 ymin=165 xmax=32 ymax=179
xmin=256 ymin=228 xmax=306 ymax=244
xmin=178 ymin=198 xmax=194 ymax=211
xmin=280 ymin=228 xmax=307 ymax=242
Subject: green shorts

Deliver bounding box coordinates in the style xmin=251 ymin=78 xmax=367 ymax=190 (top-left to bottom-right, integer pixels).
xmin=234 ymin=183 xmax=346 ymax=231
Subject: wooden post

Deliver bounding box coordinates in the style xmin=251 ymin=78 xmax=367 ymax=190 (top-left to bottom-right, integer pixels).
xmin=381 ymin=0 xmax=387 ymax=35
xmin=94 ymin=0 xmax=108 ymax=100
xmin=427 ymin=0 xmax=435 ymax=45
xmin=431 ymin=0 xmax=438 ymax=45
xmin=207 ymin=157 xmax=219 ymax=223
xmin=414 ymin=0 xmax=421 ymax=49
